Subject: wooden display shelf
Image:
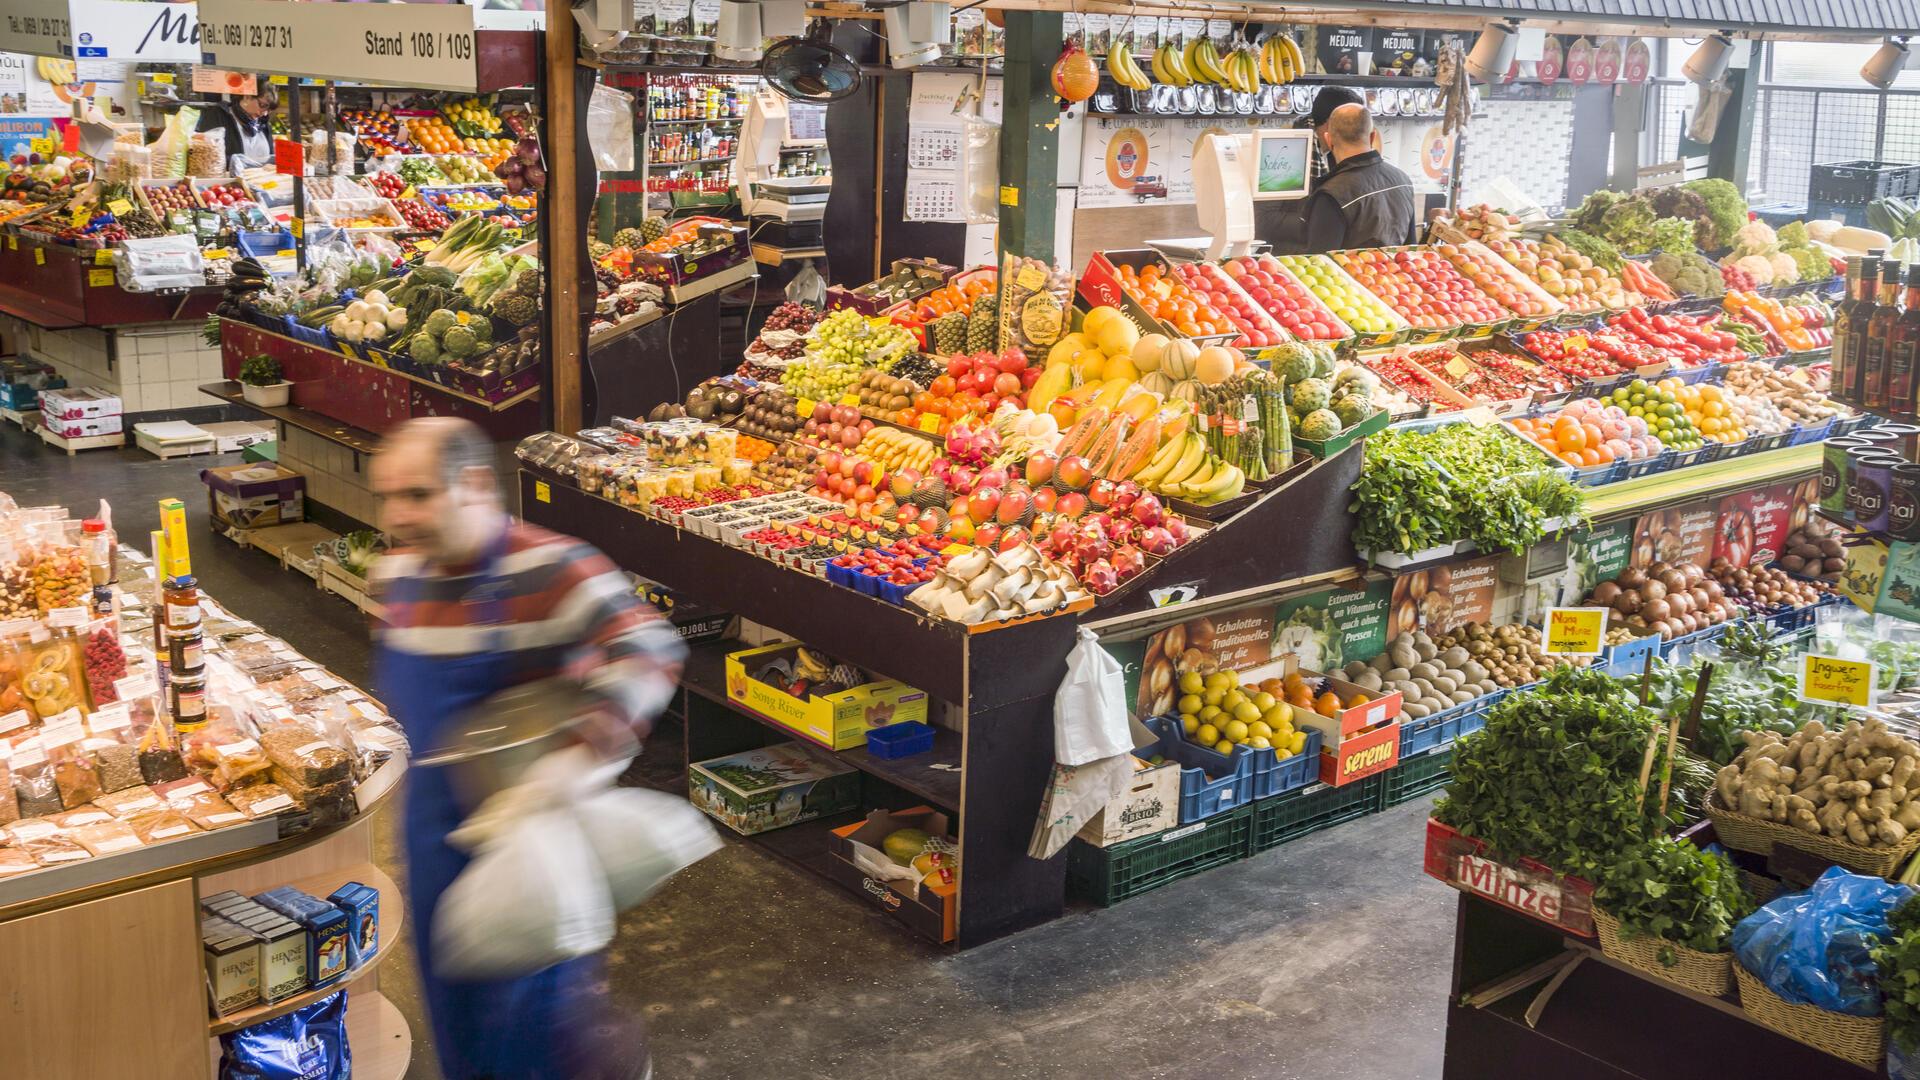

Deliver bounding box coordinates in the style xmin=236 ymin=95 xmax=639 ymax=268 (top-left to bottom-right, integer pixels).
xmin=681 ymin=640 xmax=962 ymax=811
xmin=201 ymin=380 xmax=383 ymax=455
xmin=219 ymin=320 xmax=537 ymax=412
xmin=205 ymin=862 xmax=404 ymax=1035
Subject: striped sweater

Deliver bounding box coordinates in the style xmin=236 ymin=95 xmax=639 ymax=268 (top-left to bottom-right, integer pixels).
xmin=371 ymin=520 xmax=686 ymax=750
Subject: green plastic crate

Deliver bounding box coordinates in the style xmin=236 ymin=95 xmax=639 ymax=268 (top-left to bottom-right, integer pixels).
xmin=1249 ymin=774 xmax=1386 ymax=853
xmin=1065 ymin=804 xmax=1253 ymax=907
xmin=1381 ymin=746 xmax=1454 ymax=808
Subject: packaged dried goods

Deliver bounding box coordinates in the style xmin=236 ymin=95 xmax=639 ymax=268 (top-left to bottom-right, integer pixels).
xmin=9 ymin=737 xmax=61 ymax=816
xmin=122 ymin=805 xmax=199 ymax=844
xmin=0 ymin=846 xmax=34 ymax=876
xmin=69 ymin=819 xmax=142 ymax=857
xmin=89 ymin=738 xmax=143 ymax=792
xmin=19 ymin=629 xmax=87 ymax=718
xmin=227 ymin=782 xmax=297 ymax=819
xmin=30 ymin=527 xmax=89 ymax=614
xmin=48 ymin=806 xmax=112 ymax=829
xmin=259 ymin=723 xmax=353 ymax=788
xmin=81 ymin=623 xmax=127 ymax=706
xmin=0 ymin=751 xmax=16 ymax=826
xmin=46 ymin=735 xmax=104 ymax=809
xmin=92 ymin=784 xmax=164 ymax=819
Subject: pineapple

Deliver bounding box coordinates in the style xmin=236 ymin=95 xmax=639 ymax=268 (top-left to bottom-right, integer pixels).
xmin=588 ymin=239 xmax=612 ymax=260
xmin=639 ymin=217 xmax=668 ymax=244
xmin=612 ymin=227 xmax=644 ymax=250
xmin=966 ymin=292 xmax=998 ymax=353
xmin=930 ymin=312 xmax=968 ymax=355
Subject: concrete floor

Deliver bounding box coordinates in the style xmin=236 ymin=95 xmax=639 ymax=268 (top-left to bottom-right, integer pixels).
xmin=2 ymin=421 xmax=1457 ymax=1080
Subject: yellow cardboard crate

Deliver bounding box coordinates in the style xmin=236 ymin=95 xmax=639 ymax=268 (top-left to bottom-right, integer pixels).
xmin=724 ymin=642 xmax=928 ymax=749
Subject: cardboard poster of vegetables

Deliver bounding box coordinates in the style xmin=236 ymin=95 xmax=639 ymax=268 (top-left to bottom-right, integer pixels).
xmin=1388 ymin=557 xmax=1499 ymax=640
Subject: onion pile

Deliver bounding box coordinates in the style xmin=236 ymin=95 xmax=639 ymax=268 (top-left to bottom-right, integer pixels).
xmin=1583 ymin=560 xmax=1733 ymax=642
xmin=494 ymin=134 xmax=546 ymax=195
xmin=1709 ymin=558 xmax=1825 ymax=615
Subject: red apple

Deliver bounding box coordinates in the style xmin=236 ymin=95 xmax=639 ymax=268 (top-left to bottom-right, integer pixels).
xmin=993 ymin=371 xmax=1022 ymax=397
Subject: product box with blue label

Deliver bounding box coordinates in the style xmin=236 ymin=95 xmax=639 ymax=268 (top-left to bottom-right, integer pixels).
xmin=327 ymin=882 xmax=380 ymax=967
xmin=255 ymin=887 xmax=351 ymax=988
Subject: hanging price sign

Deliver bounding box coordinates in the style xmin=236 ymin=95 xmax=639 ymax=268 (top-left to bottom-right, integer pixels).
xmin=1799 ymin=654 xmax=1878 ymax=708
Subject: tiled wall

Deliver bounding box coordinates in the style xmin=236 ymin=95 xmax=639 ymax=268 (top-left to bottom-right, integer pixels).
xmin=6 ymin=318 xmax=223 ymax=415
xmin=1457 ymin=98 xmax=1577 ymax=211
xmin=277 ymin=425 xmax=378 ymax=528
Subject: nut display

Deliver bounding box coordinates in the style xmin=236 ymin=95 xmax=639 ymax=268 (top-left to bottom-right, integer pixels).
xmin=31 ymin=549 xmax=88 ymax=613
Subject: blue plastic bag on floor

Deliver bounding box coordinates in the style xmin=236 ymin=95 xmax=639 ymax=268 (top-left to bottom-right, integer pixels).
xmin=1732 ymin=866 xmax=1911 ymax=1016
xmin=218 ymin=989 xmax=350 ymax=1080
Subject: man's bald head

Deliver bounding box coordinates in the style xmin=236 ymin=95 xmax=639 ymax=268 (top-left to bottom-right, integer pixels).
xmin=373 ymin=417 xmax=502 ymax=562
xmin=1325 ymin=103 xmax=1374 ymax=153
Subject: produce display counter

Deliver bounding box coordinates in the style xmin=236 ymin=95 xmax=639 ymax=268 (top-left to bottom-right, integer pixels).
xmin=1445 ymin=895 xmax=1872 ymax=1079
xmin=199 ymin=380 xmax=382 ymax=457
xmin=521 ymin=444 xmax=1364 ymax=945
xmin=1582 ymin=443 xmax=1824 ymax=522
xmin=215 ymin=317 xmax=541 ymax=440
xmin=0 ymin=239 xmax=220 ymax=331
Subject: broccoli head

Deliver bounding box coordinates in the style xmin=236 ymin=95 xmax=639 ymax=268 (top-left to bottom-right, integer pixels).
xmin=1682 ymin=178 xmax=1749 ymax=250
xmin=1788 ymin=246 xmax=1831 ymax=281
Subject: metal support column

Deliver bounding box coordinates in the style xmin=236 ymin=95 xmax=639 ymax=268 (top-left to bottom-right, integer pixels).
xmin=996 ymin=11 xmax=1061 ymax=264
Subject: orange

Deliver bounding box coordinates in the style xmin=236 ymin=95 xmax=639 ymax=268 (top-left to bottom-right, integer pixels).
xmin=1344 ymin=692 xmax=1370 ymax=709
xmin=1314 ymin=691 xmax=1342 ymax=718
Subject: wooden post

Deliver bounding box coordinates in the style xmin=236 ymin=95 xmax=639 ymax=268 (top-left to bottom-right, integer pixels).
xmin=544 ymin=22 xmax=586 ymax=435
xmin=997 ymin=11 xmax=1061 ymax=265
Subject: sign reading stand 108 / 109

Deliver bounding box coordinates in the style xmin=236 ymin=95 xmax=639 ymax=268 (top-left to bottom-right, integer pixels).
xmin=196 ymin=0 xmax=479 ymax=92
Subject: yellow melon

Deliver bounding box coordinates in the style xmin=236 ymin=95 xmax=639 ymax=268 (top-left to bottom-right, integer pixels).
xmin=1102 ymin=353 xmax=1140 ymax=383
xmin=1073 ymin=350 xmax=1107 ymax=383
xmin=1194 ymin=345 xmax=1237 ymax=386
xmin=1093 ymin=316 xmax=1140 ymax=359
xmin=1046 ymin=337 xmax=1083 ymax=368
xmin=1162 ymin=338 xmax=1201 ymax=381
xmin=1132 ymin=333 xmax=1170 ymax=373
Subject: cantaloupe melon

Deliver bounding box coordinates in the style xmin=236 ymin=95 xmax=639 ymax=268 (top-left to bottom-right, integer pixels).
xmin=1093 ymin=316 xmax=1140 ymax=359
xmin=1132 ymin=333 xmax=1170 ymax=373
xmin=1194 ymin=345 xmax=1237 ymax=385
xmin=1138 ymin=370 xmax=1175 ymax=396
xmin=1162 ymin=339 xmax=1200 ymax=380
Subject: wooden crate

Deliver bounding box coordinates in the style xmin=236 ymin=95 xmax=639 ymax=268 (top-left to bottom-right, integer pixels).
xmin=247 ymin=522 xmax=338 ymax=579
xmin=319 ymin=559 xmax=383 ymax=619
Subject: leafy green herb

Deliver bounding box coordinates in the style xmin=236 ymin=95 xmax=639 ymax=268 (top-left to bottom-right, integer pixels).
xmin=1436 ymin=665 xmax=1675 ymax=878
xmin=1873 ymin=893 xmax=1920 ymax=1051
xmin=237 ymin=353 xmax=282 ymax=387
xmin=1595 ymin=835 xmax=1753 ymax=962
xmin=1351 ymin=423 xmax=1586 ymax=556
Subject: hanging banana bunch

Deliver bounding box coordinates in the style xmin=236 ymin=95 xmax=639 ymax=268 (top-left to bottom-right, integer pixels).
xmin=1152 ymin=36 xmax=1192 ymax=88
xmin=1185 ymin=33 xmax=1229 ymax=88
xmin=1223 ymin=34 xmax=1262 ymax=95
xmin=1258 ymin=33 xmax=1304 ymax=86
xmin=1105 ymin=34 xmax=1152 ymax=92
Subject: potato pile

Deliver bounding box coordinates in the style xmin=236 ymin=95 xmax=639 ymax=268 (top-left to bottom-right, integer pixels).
xmin=1584 ymin=561 xmax=1732 ymax=642
xmin=1715 ymin=718 xmax=1920 ymax=848
xmin=1723 ymin=362 xmax=1845 ymax=426
xmin=1437 ymin=621 xmax=1588 ymax=689
xmin=1778 ymin=528 xmax=1846 ymax=583
xmin=1344 ymin=631 xmax=1496 ymax=722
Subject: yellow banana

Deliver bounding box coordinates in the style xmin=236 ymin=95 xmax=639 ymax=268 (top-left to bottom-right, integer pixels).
xmin=1258 ymin=39 xmax=1278 ymax=84
xmin=1121 ymin=41 xmax=1152 ymax=90
xmin=1277 ymin=34 xmax=1304 ymax=78
xmin=1160 ymin=43 xmax=1191 ymax=87
xmin=1196 ymin=40 xmax=1228 ymax=86
xmin=1107 ymin=40 xmax=1143 ymax=90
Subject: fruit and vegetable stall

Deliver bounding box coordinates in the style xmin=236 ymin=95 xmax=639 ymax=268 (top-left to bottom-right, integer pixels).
xmin=514 ymin=167 xmax=1891 ymax=950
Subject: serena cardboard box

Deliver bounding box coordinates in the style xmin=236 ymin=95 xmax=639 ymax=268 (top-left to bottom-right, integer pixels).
xmin=827 ymin=807 xmax=957 ymax=944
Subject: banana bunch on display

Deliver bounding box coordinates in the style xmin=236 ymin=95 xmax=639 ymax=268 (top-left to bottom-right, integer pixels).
xmin=36 ymin=57 xmax=75 ymax=85
xmin=1185 ymin=36 xmax=1230 ymax=88
xmin=1258 ymin=34 xmax=1304 ymax=85
xmin=1132 ymin=431 xmax=1247 ymax=506
xmin=1105 ymin=37 xmax=1152 ymax=92
xmin=1219 ymin=45 xmax=1263 ymax=94
xmin=1150 ymin=40 xmax=1192 ymax=87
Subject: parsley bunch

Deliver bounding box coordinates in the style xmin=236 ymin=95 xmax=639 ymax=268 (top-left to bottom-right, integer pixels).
xmin=1873 ymin=893 xmax=1920 ymax=1051
xmin=1350 ymin=424 xmax=1586 ymax=557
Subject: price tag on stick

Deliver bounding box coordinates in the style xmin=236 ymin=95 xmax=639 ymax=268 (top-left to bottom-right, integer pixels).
xmin=1799 ymin=654 xmax=1878 ymax=708
xmin=1542 ymin=607 xmax=1607 ymax=656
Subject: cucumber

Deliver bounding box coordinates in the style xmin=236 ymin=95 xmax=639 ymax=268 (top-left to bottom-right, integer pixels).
xmin=298 ymin=305 xmax=344 ymax=328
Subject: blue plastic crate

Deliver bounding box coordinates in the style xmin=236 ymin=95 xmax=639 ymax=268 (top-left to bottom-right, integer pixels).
xmin=1669 ymin=363 xmax=1713 ymax=386
xmin=1789 ymin=418 xmax=1834 ymax=446
xmin=1623 ymin=450 xmax=1673 ymax=478
xmin=1601 ymin=633 xmax=1662 ymax=677
xmin=1142 ymin=716 xmax=1254 ymax=823
xmin=1830 ymin=413 xmax=1869 ymax=437
xmin=1667 ymin=445 xmax=1710 ymax=471
xmin=237 ymin=230 xmax=294 ymax=258
xmin=1397 ymin=701 xmax=1469 ymax=758
xmin=866 ymin=721 xmax=934 ymax=759
xmin=1746 ymin=430 xmax=1790 ymax=454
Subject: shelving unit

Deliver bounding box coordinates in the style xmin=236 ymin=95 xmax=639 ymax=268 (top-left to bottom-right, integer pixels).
xmin=521 ymin=442 xmax=1364 ymax=946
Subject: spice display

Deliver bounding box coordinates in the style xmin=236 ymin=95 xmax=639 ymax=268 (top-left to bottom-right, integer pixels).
xmin=211 ymin=738 xmax=272 ymax=788
xmin=0 ymin=753 xmax=17 ymax=826
xmin=11 ymin=744 xmax=61 ymax=817
xmin=0 ymin=847 xmax=35 ymax=876
xmin=169 ymin=786 xmax=246 ymax=830
xmin=92 ymin=784 xmax=162 ymax=819
xmin=48 ymin=739 xmax=104 ymax=809
xmin=47 ymin=805 xmax=111 ymax=829
xmin=69 ymin=819 xmax=142 ymax=857
xmin=82 ymin=626 xmax=126 ymax=706
xmin=89 ymin=739 xmax=142 ymax=792
xmin=0 ymin=559 xmax=31 ymax=619
xmin=17 ymin=829 xmax=90 ymax=865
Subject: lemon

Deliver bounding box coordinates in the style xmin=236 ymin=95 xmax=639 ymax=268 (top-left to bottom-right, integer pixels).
xmin=1252 ymin=691 xmax=1276 ymax=711
xmin=1233 ymin=701 xmax=1262 ymax=725
xmin=1182 ymin=714 xmax=1199 ymax=735
xmin=1198 ymin=704 xmax=1222 ymax=724
xmin=1214 ymin=739 xmax=1235 ymax=754
xmin=1222 ymin=689 xmax=1247 ymax=713
xmin=1177 ymin=694 xmax=1203 ymax=715
xmin=1262 ymin=703 xmax=1293 ymax=728
xmin=1204 ymin=671 xmax=1234 ymax=693
xmin=1179 ymin=671 xmax=1204 ymax=695
xmin=1248 ymin=720 xmax=1273 ymax=739
xmin=1289 ymin=731 xmax=1307 ymax=753
xmin=1224 ymin=720 xmax=1250 ymax=743
xmin=1248 ymin=736 xmax=1271 ymax=749
xmin=1196 ymin=723 xmax=1219 ymax=745
xmin=1202 ymin=687 xmax=1226 ymax=708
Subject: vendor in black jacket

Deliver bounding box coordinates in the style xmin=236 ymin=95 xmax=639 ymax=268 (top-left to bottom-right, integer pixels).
xmin=1299 ymin=103 xmax=1419 ymax=253
xmin=1255 ymin=85 xmax=1363 ymax=253
xmin=195 ymin=81 xmax=278 ymax=173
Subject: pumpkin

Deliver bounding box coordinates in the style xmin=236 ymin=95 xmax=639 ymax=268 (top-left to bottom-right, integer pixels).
xmin=1161 ymin=338 xmax=1200 ymax=380
xmin=1194 ymin=345 xmax=1237 ymax=385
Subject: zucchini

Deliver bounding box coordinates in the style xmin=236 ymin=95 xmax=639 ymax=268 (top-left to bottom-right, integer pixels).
xmin=298 ymin=305 xmax=344 ymax=327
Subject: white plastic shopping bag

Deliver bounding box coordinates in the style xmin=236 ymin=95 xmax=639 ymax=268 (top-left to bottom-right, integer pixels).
xmin=433 ymin=806 xmax=615 ymax=979
xmin=587 ymin=83 xmax=636 ymax=173
xmin=573 ymin=786 xmax=723 ymax=911
xmin=1053 ymin=626 xmax=1130 ymax=767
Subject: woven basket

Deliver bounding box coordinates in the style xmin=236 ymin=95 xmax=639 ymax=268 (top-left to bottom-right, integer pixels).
xmin=1740 ymin=869 xmax=1783 ymax=906
xmin=1734 ymin=964 xmax=1885 ymax=1069
xmin=1592 ymin=908 xmax=1734 ymax=996
xmin=1704 ymin=792 xmax=1920 ymax=878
